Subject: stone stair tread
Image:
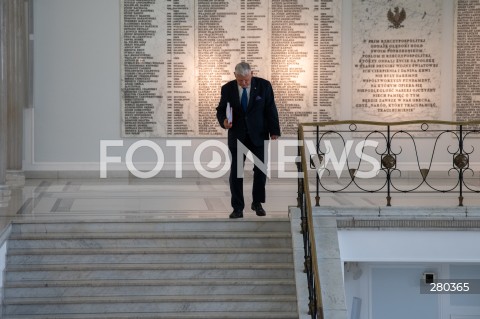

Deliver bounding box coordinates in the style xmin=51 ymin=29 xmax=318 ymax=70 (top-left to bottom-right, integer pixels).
xmin=11 ymin=220 xmax=291 ymax=233
xmin=5 ymin=278 xmax=295 ymax=288
xmin=8 ymin=247 xmax=292 ymax=255
xmin=9 ymin=231 xmax=291 ymax=239
xmin=2 ymin=311 xmax=299 ymax=319
xmin=7 ymin=262 xmax=293 ymax=272
xmin=11 ymin=218 xmax=291 ymax=223
xmin=4 ymin=294 xmax=297 ymax=305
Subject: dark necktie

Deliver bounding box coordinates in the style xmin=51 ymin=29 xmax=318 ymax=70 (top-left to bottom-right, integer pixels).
xmin=241 ymin=88 xmax=248 ymax=112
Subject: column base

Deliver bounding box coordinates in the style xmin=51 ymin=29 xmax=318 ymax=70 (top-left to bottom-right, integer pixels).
xmin=6 ymin=170 xmax=25 ymax=188
xmin=0 ymin=185 xmax=11 ymax=208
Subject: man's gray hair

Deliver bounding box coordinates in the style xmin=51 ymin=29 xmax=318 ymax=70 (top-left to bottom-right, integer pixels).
xmin=235 ymin=62 xmax=251 ymax=76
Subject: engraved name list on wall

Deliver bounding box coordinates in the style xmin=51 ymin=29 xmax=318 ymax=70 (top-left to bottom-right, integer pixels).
xmin=455 ymin=0 xmax=480 ymax=123
xmin=121 ymin=0 xmax=340 ymax=137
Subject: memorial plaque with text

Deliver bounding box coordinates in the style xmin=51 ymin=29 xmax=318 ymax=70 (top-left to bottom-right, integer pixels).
xmin=121 ymin=0 xmax=340 ymax=137
xmin=352 ymin=0 xmax=441 ymax=122
xmin=455 ymin=0 xmax=480 ymax=123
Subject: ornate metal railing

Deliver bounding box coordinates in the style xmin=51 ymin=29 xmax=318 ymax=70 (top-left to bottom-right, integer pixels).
xmin=296 ymin=120 xmax=480 ymax=318
xmin=297 ymin=123 xmax=323 ymax=319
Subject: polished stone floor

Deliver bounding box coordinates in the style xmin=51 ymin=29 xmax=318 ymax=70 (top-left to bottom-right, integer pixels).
xmin=2 ymin=174 xmax=480 ymax=231
xmin=0 ymin=176 xmax=299 ymax=231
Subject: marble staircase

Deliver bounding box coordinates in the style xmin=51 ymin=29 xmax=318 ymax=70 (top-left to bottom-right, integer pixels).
xmin=2 ymin=219 xmax=298 ymax=318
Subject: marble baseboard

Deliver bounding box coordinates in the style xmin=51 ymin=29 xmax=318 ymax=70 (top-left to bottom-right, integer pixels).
xmin=25 ymin=168 xmax=472 ymax=181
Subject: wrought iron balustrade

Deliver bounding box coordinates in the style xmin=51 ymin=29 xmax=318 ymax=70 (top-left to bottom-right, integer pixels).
xmin=299 ymin=120 xmax=480 ymax=207
xmin=296 ymin=120 xmax=480 ymax=319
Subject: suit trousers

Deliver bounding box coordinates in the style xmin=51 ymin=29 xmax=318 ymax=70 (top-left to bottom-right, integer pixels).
xmin=229 ymin=135 xmax=267 ymax=211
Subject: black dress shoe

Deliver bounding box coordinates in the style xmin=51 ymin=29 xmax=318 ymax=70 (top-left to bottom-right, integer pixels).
xmin=229 ymin=210 xmax=243 ymax=219
xmin=251 ymin=202 xmax=266 ymax=216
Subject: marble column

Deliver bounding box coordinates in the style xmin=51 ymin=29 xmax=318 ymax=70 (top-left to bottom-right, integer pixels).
xmin=6 ymin=0 xmax=27 ymax=187
xmin=0 ymin=0 xmax=28 ymax=204
xmin=0 ymin=0 xmax=12 ymax=203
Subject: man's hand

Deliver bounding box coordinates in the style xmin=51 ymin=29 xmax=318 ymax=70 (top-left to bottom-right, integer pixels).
xmin=270 ymin=135 xmax=279 ymax=140
xmin=223 ymin=119 xmax=232 ymax=129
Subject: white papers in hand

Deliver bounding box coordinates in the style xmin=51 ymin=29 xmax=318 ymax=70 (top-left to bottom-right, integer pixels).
xmin=226 ymin=102 xmax=232 ymax=124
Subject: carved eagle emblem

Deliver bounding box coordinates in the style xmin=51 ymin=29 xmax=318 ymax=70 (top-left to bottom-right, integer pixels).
xmin=387 ymin=7 xmax=406 ymax=28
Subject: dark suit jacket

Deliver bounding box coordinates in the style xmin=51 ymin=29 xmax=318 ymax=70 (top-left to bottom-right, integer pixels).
xmin=216 ymin=77 xmax=281 ymax=148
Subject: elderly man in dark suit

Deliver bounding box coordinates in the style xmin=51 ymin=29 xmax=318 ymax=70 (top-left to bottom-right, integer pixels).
xmin=216 ymin=62 xmax=281 ymax=219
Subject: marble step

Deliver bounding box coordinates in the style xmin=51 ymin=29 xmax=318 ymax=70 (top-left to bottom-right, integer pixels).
xmin=2 ymin=312 xmax=299 ymax=319
xmin=3 ymin=295 xmax=298 ymax=315
xmin=5 ymin=263 xmax=294 ymax=281
xmin=4 ymin=278 xmax=296 ymax=298
xmin=7 ymin=247 xmax=293 ymax=264
xmin=8 ymin=232 xmax=292 ymax=249
xmin=11 ymin=219 xmax=291 ymax=233
xmin=8 ymin=231 xmax=291 ymax=240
